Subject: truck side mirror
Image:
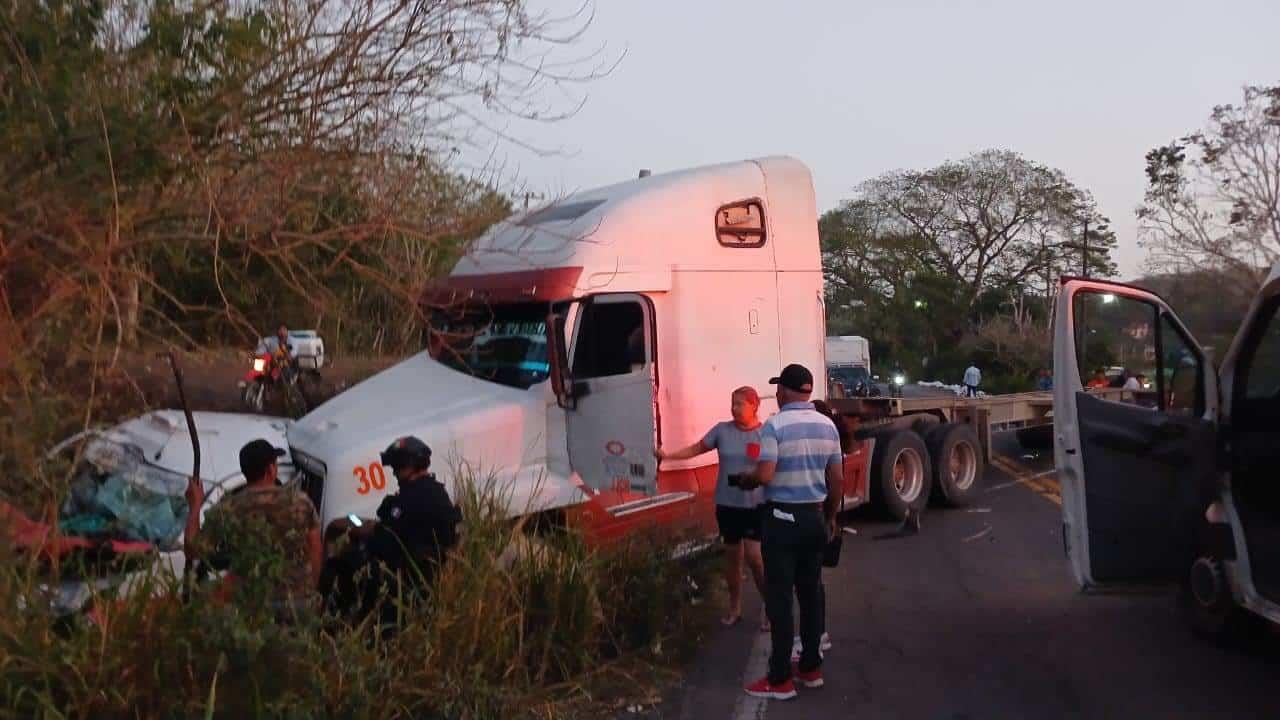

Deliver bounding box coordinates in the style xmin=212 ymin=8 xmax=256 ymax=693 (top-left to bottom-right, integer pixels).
xmin=546 ymin=312 xmax=576 ymax=410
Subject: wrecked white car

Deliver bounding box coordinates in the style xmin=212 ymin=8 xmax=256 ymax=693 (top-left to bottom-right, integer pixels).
xmin=23 ymin=410 xmax=294 ymax=614
xmin=1053 ymin=264 xmax=1280 ymax=640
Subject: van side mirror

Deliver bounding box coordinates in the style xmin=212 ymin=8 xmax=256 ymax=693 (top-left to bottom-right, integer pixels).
xmin=546 ymin=312 xmax=576 ymax=410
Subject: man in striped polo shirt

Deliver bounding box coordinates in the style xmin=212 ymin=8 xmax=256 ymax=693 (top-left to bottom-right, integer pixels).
xmin=740 ymin=363 xmax=843 ymax=700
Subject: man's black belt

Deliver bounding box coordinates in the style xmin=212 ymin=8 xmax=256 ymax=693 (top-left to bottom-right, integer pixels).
xmin=765 ymin=500 xmax=824 ymax=510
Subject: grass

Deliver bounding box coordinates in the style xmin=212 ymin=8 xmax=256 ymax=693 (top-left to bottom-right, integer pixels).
xmin=0 ymin=465 xmax=718 ymax=719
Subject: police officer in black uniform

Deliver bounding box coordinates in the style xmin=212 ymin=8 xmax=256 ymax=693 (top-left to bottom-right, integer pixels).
xmin=323 ymin=436 xmax=460 ymax=624
xmin=365 ymin=436 xmax=460 ymax=591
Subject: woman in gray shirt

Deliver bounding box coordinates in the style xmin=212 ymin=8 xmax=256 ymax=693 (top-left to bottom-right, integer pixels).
xmin=656 ymin=386 xmax=767 ymax=629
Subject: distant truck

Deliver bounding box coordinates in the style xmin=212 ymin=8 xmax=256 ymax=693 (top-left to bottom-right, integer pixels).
xmin=825 ymin=335 xmax=871 ymax=396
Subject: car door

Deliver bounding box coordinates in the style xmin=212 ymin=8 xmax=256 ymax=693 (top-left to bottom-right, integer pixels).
xmin=1217 ymin=264 xmax=1280 ymax=609
xmin=1053 ymin=279 xmax=1219 ymax=590
xmin=564 ymin=294 xmax=659 ymax=496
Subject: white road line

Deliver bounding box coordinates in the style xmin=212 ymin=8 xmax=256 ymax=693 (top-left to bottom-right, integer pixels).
xmin=730 ymin=628 xmax=772 ymax=720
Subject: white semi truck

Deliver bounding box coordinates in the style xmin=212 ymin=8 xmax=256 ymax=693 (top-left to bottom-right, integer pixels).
xmin=286 ymin=158 xmax=995 ymax=539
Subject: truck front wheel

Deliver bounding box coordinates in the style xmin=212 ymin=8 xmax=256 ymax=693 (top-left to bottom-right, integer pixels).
xmin=870 ymin=430 xmax=932 ymax=520
xmin=925 ymin=423 xmax=983 ymax=507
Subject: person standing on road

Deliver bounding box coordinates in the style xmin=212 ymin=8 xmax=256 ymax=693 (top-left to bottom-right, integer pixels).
xmin=657 ymin=387 xmax=769 ymax=630
xmin=739 ymin=364 xmax=842 ymax=700
xmin=963 ymin=361 xmax=982 ymax=398
xmin=1036 ymin=368 xmax=1053 ymax=392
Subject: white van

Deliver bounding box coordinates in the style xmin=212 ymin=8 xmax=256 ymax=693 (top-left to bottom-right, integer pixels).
xmin=1052 ymin=265 xmax=1280 ymax=639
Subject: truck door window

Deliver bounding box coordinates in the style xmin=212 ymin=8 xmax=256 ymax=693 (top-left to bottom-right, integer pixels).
xmin=572 ymin=300 xmax=647 ymax=378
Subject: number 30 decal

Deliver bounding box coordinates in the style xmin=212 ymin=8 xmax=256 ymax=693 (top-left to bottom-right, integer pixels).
xmin=353 ymin=463 xmax=388 ymax=494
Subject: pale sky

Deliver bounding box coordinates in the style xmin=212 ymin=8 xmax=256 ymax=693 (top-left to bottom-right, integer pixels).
xmin=474 ymin=0 xmax=1279 ymax=279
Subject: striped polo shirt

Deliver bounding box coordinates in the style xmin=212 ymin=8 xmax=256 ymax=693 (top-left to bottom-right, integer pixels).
xmin=758 ymin=402 xmax=843 ymax=504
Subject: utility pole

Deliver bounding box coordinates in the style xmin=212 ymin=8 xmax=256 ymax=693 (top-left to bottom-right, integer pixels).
xmin=1081 ymin=217 xmax=1089 ymax=278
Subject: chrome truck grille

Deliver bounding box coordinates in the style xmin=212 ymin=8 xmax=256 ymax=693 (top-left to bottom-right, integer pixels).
xmin=290 ymin=448 xmax=326 ymax=514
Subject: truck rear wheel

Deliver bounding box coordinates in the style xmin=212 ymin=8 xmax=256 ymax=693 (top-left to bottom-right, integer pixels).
xmin=870 ymin=429 xmax=932 ymax=520
xmin=925 ymin=423 xmax=983 ymax=506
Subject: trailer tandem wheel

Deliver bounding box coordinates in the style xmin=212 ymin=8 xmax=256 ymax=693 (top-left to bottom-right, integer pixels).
xmin=869 ymin=429 xmax=933 ymax=520
xmin=924 ymin=423 xmax=983 ymax=507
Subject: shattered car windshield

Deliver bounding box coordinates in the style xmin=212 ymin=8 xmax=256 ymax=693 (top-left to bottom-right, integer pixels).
xmin=428 ymin=302 xmax=552 ymax=390
xmin=59 ymin=438 xmax=190 ymax=550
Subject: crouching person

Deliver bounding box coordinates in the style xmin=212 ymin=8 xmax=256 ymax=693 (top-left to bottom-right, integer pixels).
xmin=326 ymin=436 xmax=461 ymax=627
xmin=184 ymin=439 xmax=324 ymax=619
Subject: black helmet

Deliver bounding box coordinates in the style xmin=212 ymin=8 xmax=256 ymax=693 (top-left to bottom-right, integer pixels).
xmin=380 ymin=436 xmax=432 ymax=470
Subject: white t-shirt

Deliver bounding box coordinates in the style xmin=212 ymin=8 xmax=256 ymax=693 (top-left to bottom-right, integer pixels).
xmin=1123 ymin=377 xmax=1141 ymax=390
xmin=963 ymin=366 xmax=981 ymax=387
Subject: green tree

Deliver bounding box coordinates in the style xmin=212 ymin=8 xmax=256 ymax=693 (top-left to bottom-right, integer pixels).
xmin=821 ymin=149 xmax=1115 ymax=384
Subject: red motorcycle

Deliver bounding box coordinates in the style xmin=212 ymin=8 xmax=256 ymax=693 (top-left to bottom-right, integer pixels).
xmin=239 ymin=350 xmax=307 ymax=415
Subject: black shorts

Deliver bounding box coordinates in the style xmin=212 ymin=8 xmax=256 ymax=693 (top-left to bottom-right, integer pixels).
xmin=716 ymin=505 xmax=762 ymax=544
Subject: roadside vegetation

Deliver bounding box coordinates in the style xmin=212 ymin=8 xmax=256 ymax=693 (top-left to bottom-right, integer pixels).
xmin=0 ymin=3 xmax=718 ymax=717
xmin=0 ymin=470 xmax=716 ymax=718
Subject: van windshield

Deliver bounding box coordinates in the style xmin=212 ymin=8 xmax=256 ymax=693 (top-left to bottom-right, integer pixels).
xmin=429 ymin=302 xmax=552 ymax=390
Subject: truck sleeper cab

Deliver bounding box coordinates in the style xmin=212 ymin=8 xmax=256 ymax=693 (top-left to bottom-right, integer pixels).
xmin=286 ymin=158 xmax=832 ymax=543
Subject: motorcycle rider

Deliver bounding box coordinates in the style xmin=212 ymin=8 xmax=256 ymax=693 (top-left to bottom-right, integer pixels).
xmin=271 ymin=324 xmax=293 ymax=379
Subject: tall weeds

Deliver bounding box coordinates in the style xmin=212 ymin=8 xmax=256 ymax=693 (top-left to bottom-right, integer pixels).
xmin=0 ymin=468 xmax=713 ymax=719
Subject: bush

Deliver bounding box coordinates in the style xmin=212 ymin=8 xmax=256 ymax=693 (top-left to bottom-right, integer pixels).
xmin=0 ymin=469 xmax=715 ymax=719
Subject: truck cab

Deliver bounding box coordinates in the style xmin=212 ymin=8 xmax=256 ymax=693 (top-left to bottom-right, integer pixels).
xmin=826 ymin=335 xmax=872 ymax=397
xmin=285 ymin=158 xmax=827 ymax=542
xmin=1052 ymin=266 xmax=1280 ymax=639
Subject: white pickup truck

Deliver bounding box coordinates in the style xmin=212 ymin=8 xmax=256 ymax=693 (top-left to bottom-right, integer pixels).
xmin=1052 ymin=266 xmax=1280 ymax=640
xmin=257 ymin=330 xmax=326 ymax=373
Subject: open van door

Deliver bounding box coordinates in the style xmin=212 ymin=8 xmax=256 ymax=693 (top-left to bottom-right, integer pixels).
xmin=1052 ymin=279 xmax=1219 ymax=590
xmin=1217 ymin=264 xmax=1280 ymax=613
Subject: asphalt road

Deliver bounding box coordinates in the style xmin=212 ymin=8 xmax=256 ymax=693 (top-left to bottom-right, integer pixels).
xmin=656 ymin=433 xmax=1279 ymax=720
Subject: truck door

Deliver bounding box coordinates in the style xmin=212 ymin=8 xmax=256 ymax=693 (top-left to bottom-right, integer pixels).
xmin=565 ymin=294 xmax=659 ymax=495
xmin=1221 ymin=266 xmax=1280 ymax=606
xmin=1052 ymin=279 xmax=1218 ymax=590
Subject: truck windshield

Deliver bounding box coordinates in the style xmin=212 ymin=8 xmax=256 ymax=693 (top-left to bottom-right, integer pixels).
xmin=830 ymin=366 xmax=870 ymax=387
xmin=429 ymin=302 xmax=552 ymax=389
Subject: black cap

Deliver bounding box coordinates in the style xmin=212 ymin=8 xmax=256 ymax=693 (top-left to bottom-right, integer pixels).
xmin=239 ymin=438 xmax=286 ymax=480
xmin=380 ymin=436 xmax=433 ymax=470
xmin=769 ymin=363 xmax=815 ymax=393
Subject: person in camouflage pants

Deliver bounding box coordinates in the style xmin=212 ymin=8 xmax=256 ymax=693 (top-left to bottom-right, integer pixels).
xmin=184 ymin=439 xmax=323 ymax=616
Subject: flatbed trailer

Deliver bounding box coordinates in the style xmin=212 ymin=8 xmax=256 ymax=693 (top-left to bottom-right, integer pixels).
xmin=824 ymin=388 xmax=1129 ymax=519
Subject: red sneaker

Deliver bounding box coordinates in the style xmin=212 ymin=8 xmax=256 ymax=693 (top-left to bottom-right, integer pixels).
xmin=791 ymin=663 xmax=824 ymax=688
xmin=743 ymin=676 xmax=798 ymax=700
